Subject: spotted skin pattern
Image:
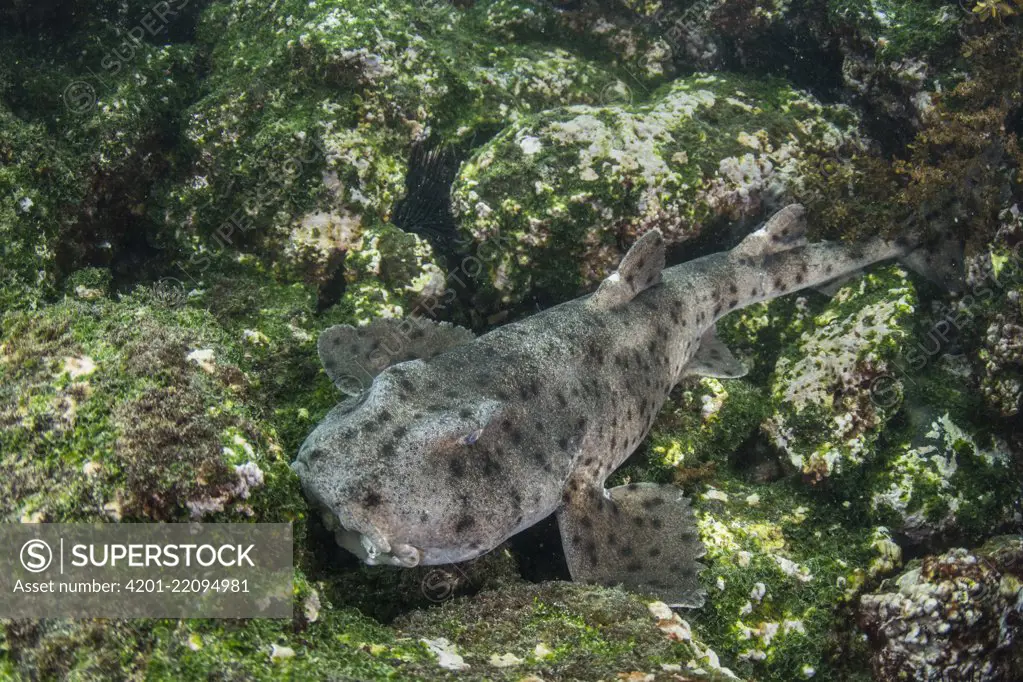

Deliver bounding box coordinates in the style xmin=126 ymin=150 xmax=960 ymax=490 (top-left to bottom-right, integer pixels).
xmin=293 ymin=205 xmax=924 ymax=606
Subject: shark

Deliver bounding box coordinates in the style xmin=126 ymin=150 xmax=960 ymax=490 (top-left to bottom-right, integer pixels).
xmin=291 ymin=204 xmax=959 ymax=607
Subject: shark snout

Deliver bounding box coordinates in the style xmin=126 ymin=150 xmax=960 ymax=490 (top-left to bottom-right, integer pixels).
xmin=294 ymin=427 xmax=423 ymax=567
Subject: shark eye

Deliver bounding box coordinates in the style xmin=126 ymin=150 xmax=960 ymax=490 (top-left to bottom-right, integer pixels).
xmin=461 ymin=429 xmax=482 ymax=446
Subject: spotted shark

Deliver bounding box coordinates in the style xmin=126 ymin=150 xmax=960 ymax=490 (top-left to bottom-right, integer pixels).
xmin=291 ymin=204 xmax=959 ymax=607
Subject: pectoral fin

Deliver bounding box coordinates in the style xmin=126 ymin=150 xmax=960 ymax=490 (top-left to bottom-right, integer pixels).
xmin=814 ymin=270 xmax=861 ymax=297
xmin=557 ymin=480 xmax=706 ymax=608
xmin=319 ymin=318 xmax=474 ymax=395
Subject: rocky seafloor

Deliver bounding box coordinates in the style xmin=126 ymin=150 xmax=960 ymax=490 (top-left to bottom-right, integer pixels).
xmin=1 ymin=0 xmax=1022 ymax=680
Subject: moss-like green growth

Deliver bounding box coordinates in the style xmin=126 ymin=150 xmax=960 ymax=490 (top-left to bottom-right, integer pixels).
xmin=0 ymin=24 xmax=200 ymax=307
xmin=620 ymin=379 xmax=889 ymax=682
xmin=452 ymin=72 xmax=863 ymax=310
xmin=609 ymin=378 xmax=772 ymax=489
xmin=867 ymin=410 xmax=1019 ymax=544
xmin=826 ymin=0 xmax=960 ymax=62
xmin=688 ymin=475 xmax=880 ymax=682
xmin=606 ymin=345 xmax=900 ymax=681
xmin=396 ymin=580 xmax=732 ymax=680
xmin=2 ymin=592 xmax=430 ymax=681
xmin=717 ymin=295 xmax=824 ymax=384
xmin=0 ymin=105 xmax=84 ymax=310
xmin=0 ymin=261 xmax=331 ymax=525
xmin=158 ymin=0 xmax=635 ymax=295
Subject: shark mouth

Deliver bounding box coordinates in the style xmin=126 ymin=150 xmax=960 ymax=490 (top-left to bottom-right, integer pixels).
xmin=334 ymin=527 xmax=422 ymax=567
xmin=318 ymin=505 xmax=422 ymax=568
xmin=291 ymin=460 xmax=423 ymax=568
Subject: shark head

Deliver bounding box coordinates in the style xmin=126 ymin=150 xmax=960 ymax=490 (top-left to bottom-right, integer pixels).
xmin=293 ymin=359 xmax=517 ymax=566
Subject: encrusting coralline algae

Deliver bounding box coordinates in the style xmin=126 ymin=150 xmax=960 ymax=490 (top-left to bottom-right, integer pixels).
xmin=1 ymin=0 xmax=1022 ymax=680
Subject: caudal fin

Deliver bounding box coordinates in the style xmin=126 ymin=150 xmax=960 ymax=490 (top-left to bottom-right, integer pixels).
xmin=900 ymin=233 xmax=965 ymax=292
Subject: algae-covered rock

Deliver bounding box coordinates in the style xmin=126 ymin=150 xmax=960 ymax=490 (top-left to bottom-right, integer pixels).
xmin=496 ymin=0 xmax=675 ymax=83
xmin=396 ymin=581 xmax=735 ymax=681
xmin=859 ymin=536 xmax=1023 ymax=682
xmin=1 ymin=587 xmax=434 ymax=680
xmin=339 ymin=222 xmax=449 ymax=323
xmin=587 ymin=0 xmax=960 ymax=141
xmin=0 ymin=28 xmax=199 ymax=306
xmin=633 ymin=378 xmax=771 ymax=479
xmin=0 ymin=104 xmax=83 ymax=310
xmin=828 ymin=0 xmax=961 ymax=136
xmin=970 ymin=204 xmax=1023 ymax=417
xmin=451 ymin=72 xmax=863 ymax=309
xmin=161 ymin=0 xmax=632 ymax=294
xmin=868 ymin=410 xmax=1018 ymax=545
xmin=0 ymin=263 xmax=330 ymax=524
xmin=686 ymin=475 xmax=884 ymax=681
xmin=606 ymin=372 xmax=894 ymax=681
xmin=764 ymin=265 xmax=917 ymax=482
xmin=1 ymin=578 xmax=742 ymax=681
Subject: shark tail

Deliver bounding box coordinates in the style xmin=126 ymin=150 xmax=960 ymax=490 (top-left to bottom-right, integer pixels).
xmin=899 ymin=232 xmax=966 ymax=293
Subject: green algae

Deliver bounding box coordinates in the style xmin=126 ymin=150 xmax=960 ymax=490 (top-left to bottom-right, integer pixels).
xmin=827 ymin=0 xmax=960 ymax=62
xmin=0 ymin=261 xmax=329 ymax=525
xmin=451 ymin=72 xmax=865 ymax=310
xmin=1 ymin=0 xmax=1022 ymax=680
xmin=162 ymin=0 xmax=633 ymax=292
xmin=0 ymin=104 xmax=85 ymax=311
xmin=764 ymin=265 xmax=917 ymax=482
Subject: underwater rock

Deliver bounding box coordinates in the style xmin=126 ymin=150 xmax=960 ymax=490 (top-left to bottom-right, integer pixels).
xmin=867 ymin=410 xmax=1019 ymax=546
xmin=0 ymin=31 xmax=199 ymax=308
xmin=1 ymin=578 xmax=741 ymax=680
xmin=584 ymin=0 xmax=961 ymax=140
xmin=396 ymin=581 xmax=735 ymax=681
xmin=0 ymin=104 xmax=81 ymax=311
xmin=0 ymin=266 xmax=326 ymax=524
xmin=764 ymin=265 xmax=916 ymax=481
xmin=591 ymin=0 xmax=813 ymax=74
xmin=452 ymin=73 xmax=863 ymax=309
xmin=830 ymin=0 xmax=961 ymax=140
xmin=338 ymin=223 xmax=448 ymax=323
xmin=971 ymin=205 xmax=1023 ymax=417
xmin=681 ymin=467 xmax=906 ymax=681
xmin=0 ymin=0 xmax=208 ymax=39
xmin=0 ymin=572 xmax=438 ymax=680
xmin=281 ymin=206 xmax=447 ymax=317
xmin=605 ymin=375 xmax=899 ymax=681
xmin=632 ymin=377 xmax=770 ymax=476
xmin=161 ymin=0 xmax=630 ymax=298
xmin=520 ymin=0 xmax=676 ymax=83
xmin=859 ymin=536 xmax=1023 ymax=682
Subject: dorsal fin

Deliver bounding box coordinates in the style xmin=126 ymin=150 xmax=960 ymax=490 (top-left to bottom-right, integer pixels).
xmin=318 ymin=318 xmax=474 ymax=395
xmin=587 ymin=229 xmax=665 ymax=311
xmin=684 ymin=326 xmax=746 ymax=378
xmin=732 ymin=204 xmax=807 ymax=262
